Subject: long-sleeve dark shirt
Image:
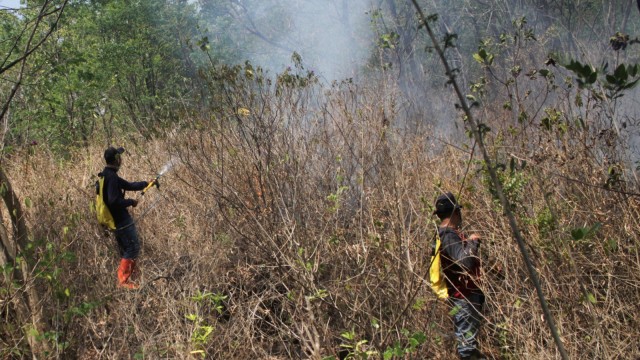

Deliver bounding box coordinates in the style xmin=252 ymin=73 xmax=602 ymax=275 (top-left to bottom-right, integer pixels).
xmin=439 ymin=226 xmax=482 ymax=298
xmin=98 ymin=166 xmax=148 ymax=227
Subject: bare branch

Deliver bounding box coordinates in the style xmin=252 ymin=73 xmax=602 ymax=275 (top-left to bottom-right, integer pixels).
xmin=0 ymin=1 xmax=67 ymax=75
xmin=0 ymin=0 xmax=68 ymax=125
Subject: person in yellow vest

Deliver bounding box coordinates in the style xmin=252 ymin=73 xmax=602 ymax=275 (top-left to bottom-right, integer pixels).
xmin=98 ymin=146 xmax=151 ymax=289
xmin=433 ymin=192 xmax=485 ymax=360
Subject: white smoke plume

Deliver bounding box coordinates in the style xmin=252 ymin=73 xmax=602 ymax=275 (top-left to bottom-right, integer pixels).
xmin=219 ymin=0 xmax=375 ymax=82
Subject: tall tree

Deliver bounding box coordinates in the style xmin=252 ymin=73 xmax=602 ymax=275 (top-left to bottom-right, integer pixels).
xmin=0 ymin=0 xmax=68 ymax=356
xmin=6 ymin=0 xmax=208 ymax=147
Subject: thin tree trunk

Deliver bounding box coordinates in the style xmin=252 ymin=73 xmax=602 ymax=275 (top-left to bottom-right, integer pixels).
xmin=0 ymin=165 xmax=50 ymax=357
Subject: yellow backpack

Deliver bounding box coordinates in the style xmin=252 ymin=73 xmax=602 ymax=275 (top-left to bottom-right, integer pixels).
xmin=429 ymin=233 xmax=449 ymax=299
xmin=95 ymin=176 xmax=116 ymax=230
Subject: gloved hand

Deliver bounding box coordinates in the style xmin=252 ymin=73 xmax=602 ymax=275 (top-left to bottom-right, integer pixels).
xmin=149 ymin=178 xmax=160 ymax=189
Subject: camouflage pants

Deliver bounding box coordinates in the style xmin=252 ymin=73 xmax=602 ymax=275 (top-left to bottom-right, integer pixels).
xmin=449 ymin=293 xmax=484 ymax=358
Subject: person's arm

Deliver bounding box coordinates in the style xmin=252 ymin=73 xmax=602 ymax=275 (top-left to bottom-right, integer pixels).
xmin=118 ymin=177 xmax=149 ymax=192
xmin=105 ymin=176 xmax=136 ymax=209
xmin=441 ymin=230 xmax=480 ymax=270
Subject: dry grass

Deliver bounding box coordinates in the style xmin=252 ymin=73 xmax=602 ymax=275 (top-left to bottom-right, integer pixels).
xmin=1 ymin=67 xmax=640 ymax=360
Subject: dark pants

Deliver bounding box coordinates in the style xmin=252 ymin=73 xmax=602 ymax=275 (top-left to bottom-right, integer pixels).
xmin=114 ymin=221 xmax=140 ymax=260
xmin=449 ymin=293 xmax=484 ymax=358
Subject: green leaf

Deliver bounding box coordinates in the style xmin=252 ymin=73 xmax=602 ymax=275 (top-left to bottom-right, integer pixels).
xmin=383 ymin=349 xmax=394 ymax=360
xmin=564 ymin=60 xmax=582 ymax=73
xmin=185 ymin=314 xmax=198 ymax=321
xmin=28 ymin=327 xmax=40 ymax=337
xmin=412 ymin=297 xmax=426 ymax=310
xmin=24 ymin=197 xmax=32 ymax=208
xmin=623 ymin=78 xmax=640 ymax=90
xmin=605 ymin=238 xmax=618 ymax=253
xmin=486 ymin=53 xmax=494 ymax=66
xmin=449 ymin=305 xmax=461 ymax=316
xmin=586 ymin=292 xmax=596 ymax=304
xmin=518 ymin=111 xmax=528 ymax=123
xmin=410 ymin=331 xmax=427 ymax=345
xmin=341 ymin=331 xmax=354 ymax=341
xmin=571 ymin=228 xmax=588 ymax=241
xmin=356 ymin=339 xmax=368 ymax=347
xmin=614 ymin=64 xmax=628 ymax=81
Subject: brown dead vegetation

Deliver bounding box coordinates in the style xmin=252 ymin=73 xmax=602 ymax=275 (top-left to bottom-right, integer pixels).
xmin=1 ymin=64 xmax=640 ymax=360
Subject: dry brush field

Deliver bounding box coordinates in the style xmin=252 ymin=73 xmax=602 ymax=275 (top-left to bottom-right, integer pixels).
xmin=3 ymin=68 xmax=640 ymax=359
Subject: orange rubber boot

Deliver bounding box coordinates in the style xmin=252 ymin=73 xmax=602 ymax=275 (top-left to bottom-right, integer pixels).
xmin=117 ymin=258 xmax=139 ymax=289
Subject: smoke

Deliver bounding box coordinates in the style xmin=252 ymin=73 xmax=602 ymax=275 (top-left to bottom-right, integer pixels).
xmin=199 ymin=1 xmax=640 ymax=163
xmin=228 ymin=0 xmax=375 ymax=82
xmin=287 ymin=0 xmax=373 ymax=81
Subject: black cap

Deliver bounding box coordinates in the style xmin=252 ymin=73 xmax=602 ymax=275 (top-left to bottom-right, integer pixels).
xmin=433 ymin=192 xmax=462 ymax=215
xmin=104 ymin=146 xmax=125 ymax=164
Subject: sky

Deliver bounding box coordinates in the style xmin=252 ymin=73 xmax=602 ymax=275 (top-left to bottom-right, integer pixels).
xmin=0 ymin=0 xmax=22 ymax=9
